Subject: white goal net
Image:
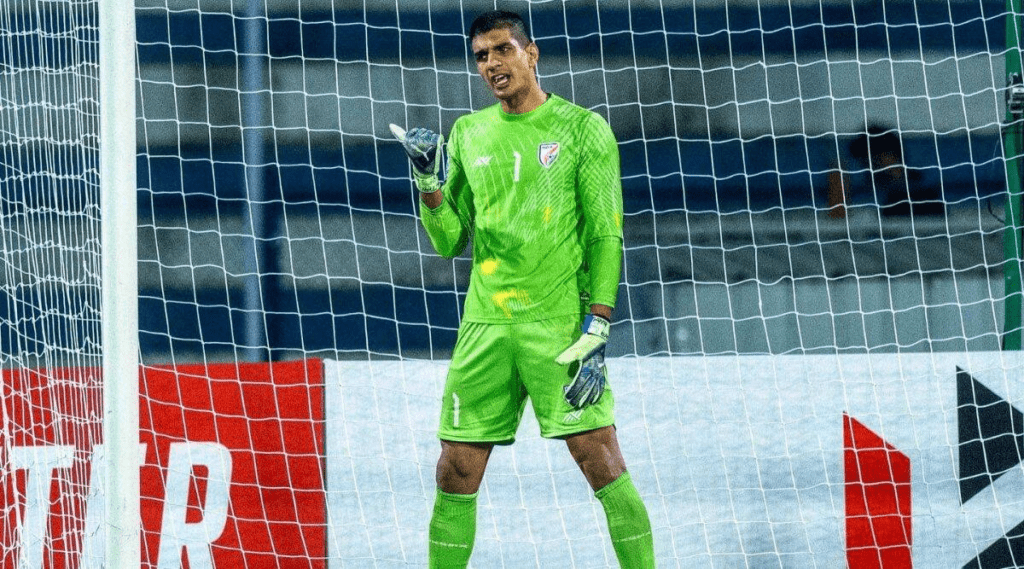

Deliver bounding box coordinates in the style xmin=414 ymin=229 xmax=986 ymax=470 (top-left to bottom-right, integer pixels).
xmin=0 ymin=0 xmax=107 ymax=567
xmin=4 ymin=0 xmax=1024 ymax=567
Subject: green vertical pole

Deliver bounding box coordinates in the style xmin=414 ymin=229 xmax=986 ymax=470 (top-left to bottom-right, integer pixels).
xmin=1003 ymin=0 xmax=1024 ymax=350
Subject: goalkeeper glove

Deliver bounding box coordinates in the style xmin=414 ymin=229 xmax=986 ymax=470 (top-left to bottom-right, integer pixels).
xmin=390 ymin=123 xmax=444 ymax=192
xmin=555 ymin=314 xmax=611 ymax=410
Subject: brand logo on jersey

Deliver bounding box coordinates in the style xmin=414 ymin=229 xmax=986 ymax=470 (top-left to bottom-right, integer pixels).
xmin=473 ymin=155 xmax=492 ymax=167
xmin=563 ymin=409 xmax=584 ymax=424
xmin=538 ymin=142 xmax=560 ymax=168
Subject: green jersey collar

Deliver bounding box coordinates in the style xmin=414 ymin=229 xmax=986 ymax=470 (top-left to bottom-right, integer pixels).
xmin=498 ymin=92 xmax=557 ymax=122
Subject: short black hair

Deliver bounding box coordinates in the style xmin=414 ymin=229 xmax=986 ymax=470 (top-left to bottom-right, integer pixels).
xmin=469 ymin=10 xmax=532 ymax=46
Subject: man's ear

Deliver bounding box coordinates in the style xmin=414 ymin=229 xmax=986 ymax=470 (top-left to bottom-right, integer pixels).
xmin=526 ymin=41 xmax=539 ymax=68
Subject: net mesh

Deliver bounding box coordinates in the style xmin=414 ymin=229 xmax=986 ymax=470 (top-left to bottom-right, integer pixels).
xmin=2 ymin=0 xmax=1022 ymax=566
xmin=0 ymin=1 xmax=102 ymax=567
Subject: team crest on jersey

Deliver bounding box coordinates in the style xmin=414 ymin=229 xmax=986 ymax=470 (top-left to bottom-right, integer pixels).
xmin=538 ymin=142 xmax=560 ymax=168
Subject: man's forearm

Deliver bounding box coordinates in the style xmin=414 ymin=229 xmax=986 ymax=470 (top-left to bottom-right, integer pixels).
xmin=421 ymin=188 xmax=443 ymax=209
xmin=419 ymin=188 xmax=469 ymax=259
xmin=591 ymin=303 xmax=612 ymax=321
xmin=586 ymin=236 xmax=623 ymax=312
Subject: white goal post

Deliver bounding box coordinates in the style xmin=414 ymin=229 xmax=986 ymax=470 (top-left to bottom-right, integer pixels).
xmin=99 ymin=0 xmax=139 ymax=567
xmin=0 ymin=0 xmax=139 ymax=567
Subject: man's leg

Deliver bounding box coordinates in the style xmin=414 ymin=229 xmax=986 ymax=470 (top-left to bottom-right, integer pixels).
xmin=566 ymin=426 xmax=655 ymax=568
xmin=432 ymin=320 xmax=524 ymax=567
xmin=429 ymin=440 xmax=493 ymax=569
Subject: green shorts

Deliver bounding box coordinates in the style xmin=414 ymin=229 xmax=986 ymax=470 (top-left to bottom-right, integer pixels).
xmin=438 ymin=313 xmax=615 ymax=444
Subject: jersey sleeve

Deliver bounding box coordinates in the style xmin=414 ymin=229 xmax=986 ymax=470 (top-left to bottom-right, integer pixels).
xmin=577 ymin=112 xmax=624 ymax=309
xmin=420 ymin=120 xmax=474 ymax=259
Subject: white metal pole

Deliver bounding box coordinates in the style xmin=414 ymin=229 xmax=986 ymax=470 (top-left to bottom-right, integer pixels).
xmin=99 ymin=0 xmax=140 ymax=567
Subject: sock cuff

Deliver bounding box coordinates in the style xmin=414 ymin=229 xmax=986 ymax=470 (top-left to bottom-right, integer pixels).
xmin=436 ymin=488 xmax=479 ymax=503
xmin=595 ymin=471 xmax=633 ymax=500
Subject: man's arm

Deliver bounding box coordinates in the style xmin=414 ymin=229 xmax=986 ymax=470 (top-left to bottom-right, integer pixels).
xmin=421 ymin=189 xmax=443 ymax=209
xmin=586 ymin=235 xmax=622 ymax=320
xmin=578 ymin=112 xmax=624 ymax=318
xmin=555 ymin=112 xmax=623 ymax=410
xmin=590 ymin=303 xmax=612 ymax=321
xmin=419 ymin=163 xmax=472 ymax=259
xmin=391 ymin=123 xmax=472 ymax=258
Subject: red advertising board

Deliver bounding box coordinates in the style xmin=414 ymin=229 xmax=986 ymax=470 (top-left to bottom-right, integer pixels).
xmin=1 ymin=359 xmax=325 ymax=569
xmin=1 ymin=366 xmax=103 ymax=569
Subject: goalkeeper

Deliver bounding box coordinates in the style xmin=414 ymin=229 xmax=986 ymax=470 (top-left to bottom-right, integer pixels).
xmin=392 ymin=10 xmax=654 ymax=568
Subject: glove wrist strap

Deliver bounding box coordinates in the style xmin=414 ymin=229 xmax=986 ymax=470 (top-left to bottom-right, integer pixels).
xmin=413 ymin=172 xmax=440 ymax=193
xmin=582 ymin=314 xmax=611 ymax=340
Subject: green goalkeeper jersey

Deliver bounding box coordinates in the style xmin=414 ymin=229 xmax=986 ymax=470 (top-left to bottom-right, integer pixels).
xmin=420 ymin=94 xmax=624 ymax=323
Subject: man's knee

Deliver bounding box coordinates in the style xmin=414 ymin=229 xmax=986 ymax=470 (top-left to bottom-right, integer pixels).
xmin=566 ymin=426 xmax=626 ymax=491
xmin=436 ymin=440 xmax=493 ymax=494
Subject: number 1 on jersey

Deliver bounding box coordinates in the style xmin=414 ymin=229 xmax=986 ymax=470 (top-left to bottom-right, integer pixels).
xmin=513 ymin=151 xmax=521 ymax=182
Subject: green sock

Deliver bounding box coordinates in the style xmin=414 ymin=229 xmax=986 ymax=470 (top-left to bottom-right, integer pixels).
xmin=595 ymin=472 xmax=655 ymax=568
xmin=428 ymin=488 xmax=477 ymax=569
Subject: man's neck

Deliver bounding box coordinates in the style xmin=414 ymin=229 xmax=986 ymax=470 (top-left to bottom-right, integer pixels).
xmin=501 ymin=89 xmax=549 ymax=114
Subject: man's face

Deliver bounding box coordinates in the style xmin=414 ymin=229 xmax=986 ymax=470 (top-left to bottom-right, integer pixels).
xmin=471 ymin=27 xmax=539 ymax=102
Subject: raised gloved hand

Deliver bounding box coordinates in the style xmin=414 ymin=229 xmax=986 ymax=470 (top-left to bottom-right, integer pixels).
xmin=555 ymin=314 xmax=610 ymax=409
xmin=390 ymin=123 xmax=444 ymax=192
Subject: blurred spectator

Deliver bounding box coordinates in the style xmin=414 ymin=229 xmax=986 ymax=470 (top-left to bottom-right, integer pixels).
xmin=827 ymin=125 xmax=942 ymax=218
xmin=826 ymin=152 xmax=851 ymax=219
